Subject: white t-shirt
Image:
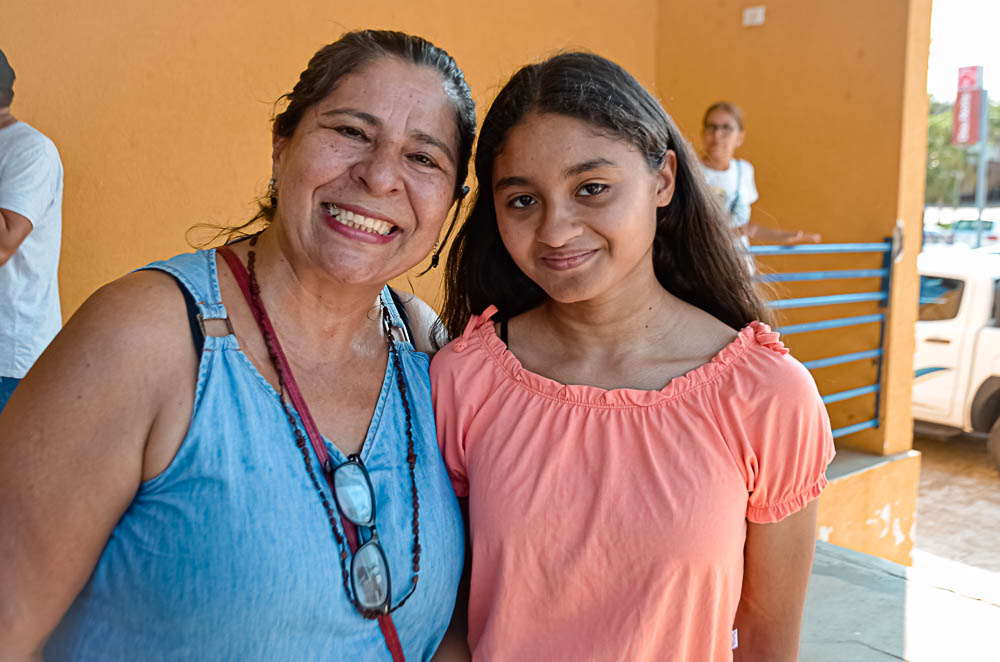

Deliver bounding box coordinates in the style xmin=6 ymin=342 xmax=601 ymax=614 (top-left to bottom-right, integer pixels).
xmin=700 ymin=158 xmax=759 ymax=230
xmin=0 ymin=121 xmax=64 ymax=378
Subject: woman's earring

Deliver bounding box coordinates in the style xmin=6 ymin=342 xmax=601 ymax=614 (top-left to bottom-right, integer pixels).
xmin=267 ymin=178 xmax=278 ymax=208
xmin=429 ymin=240 xmax=442 ymax=269
xmin=420 ymin=195 xmax=464 ymax=275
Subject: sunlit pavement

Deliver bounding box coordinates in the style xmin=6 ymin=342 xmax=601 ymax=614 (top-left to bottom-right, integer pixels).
xmin=801 ymin=540 xmax=1000 ymax=661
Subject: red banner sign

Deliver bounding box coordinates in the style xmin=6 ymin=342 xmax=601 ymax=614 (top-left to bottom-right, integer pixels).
xmin=953 ymin=89 xmax=982 ymax=145
xmin=957 ymin=66 xmax=983 ymax=91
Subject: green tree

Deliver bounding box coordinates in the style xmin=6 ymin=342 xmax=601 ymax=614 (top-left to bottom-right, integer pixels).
xmin=925 ymin=100 xmax=967 ymax=206
xmin=925 ymin=97 xmax=1000 ymax=208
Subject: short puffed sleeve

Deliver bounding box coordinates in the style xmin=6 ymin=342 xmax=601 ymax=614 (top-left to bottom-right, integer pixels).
xmin=720 ymin=325 xmax=836 ymax=523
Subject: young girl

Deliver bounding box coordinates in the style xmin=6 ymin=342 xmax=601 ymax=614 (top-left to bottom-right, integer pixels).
xmin=431 ymin=54 xmax=834 ymax=661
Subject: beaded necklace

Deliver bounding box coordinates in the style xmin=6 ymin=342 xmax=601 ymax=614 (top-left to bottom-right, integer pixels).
xmin=242 ymin=235 xmax=421 ymax=619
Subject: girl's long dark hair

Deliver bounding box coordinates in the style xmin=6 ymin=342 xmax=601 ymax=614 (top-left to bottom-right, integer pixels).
xmin=440 ymin=52 xmax=771 ymax=339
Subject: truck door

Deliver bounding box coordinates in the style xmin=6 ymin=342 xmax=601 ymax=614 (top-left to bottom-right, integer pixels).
xmin=913 ymin=274 xmax=967 ymax=422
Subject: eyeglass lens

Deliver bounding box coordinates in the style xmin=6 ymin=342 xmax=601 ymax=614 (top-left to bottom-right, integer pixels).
xmin=352 ymin=540 xmax=390 ymax=610
xmin=705 ymin=123 xmax=737 ymax=135
xmin=334 ymin=461 xmax=374 ymax=525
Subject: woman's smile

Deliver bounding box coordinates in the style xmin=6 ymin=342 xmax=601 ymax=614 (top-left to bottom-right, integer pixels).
xmin=270 ymin=56 xmax=461 ymax=285
xmin=324 ymin=203 xmax=399 ymax=244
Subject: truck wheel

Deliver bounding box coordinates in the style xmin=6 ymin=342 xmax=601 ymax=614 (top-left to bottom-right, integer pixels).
xmin=989 ymin=419 xmax=1000 ymax=475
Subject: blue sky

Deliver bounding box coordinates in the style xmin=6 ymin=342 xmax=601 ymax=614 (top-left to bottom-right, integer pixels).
xmin=927 ymin=0 xmax=1000 ymax=101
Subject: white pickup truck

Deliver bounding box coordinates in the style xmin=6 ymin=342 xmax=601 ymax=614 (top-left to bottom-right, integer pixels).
xmin=913 ymin=249 xmax=1000 ymax=472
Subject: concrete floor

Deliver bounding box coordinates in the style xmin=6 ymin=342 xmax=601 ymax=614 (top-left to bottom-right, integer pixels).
xmin=797 ymin=433 xmax=1000 ymax=661
xmin=911 ymin=432 xmax=1000 ymax=573
xmin=801 ymin=540 xmax=1000 ymax=661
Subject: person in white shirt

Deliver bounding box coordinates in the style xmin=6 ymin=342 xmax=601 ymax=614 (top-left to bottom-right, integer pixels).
xmin=699 ymin=101 xmax=819 ymax=252
xmin=0 ymin=47 xmax=64 ymax=413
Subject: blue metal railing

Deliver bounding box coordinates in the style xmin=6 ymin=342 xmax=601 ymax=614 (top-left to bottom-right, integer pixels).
xmin=752 ymin=242 xmax=892 ymax=255
xmin=769 ymin=292 xmax=887 ymax=310
xmin=802 ymin=349 xmax=882 ymax=370
xmin=822 ymin=384 xmax=881 ymax=404
xmin=779 ymin=313 xmax=884 ymax=335
xmin=829 ymin=419 xmax=880 ymax=437
xmin=752 ymin=241 xmax=894 ymax=439
xmin=759 ymin=268 xmax=888 ymax=283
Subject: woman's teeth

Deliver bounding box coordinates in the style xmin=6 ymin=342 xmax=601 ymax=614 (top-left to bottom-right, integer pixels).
xmin=326 ymin=204 xmax=394 ymax=236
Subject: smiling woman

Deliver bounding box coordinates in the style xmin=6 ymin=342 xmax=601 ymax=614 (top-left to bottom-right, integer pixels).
xmin=0 ymin=30 xmax=474 ymax=662
xmin=266 ymin=56 xmax=463 ymax=286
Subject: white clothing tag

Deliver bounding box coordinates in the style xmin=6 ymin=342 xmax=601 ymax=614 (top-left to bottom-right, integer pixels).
xmin=732 ymin=629 xmax=738 ymax=650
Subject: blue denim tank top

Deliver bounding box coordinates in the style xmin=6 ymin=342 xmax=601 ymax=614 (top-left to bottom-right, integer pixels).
xmin=44 ymin=249 xmax=464 ymax=661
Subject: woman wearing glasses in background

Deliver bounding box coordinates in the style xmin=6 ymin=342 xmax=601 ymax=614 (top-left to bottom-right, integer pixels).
xmin=0 ymin=30 xmax=473 ymax=661
xmin=431 ymin=55 xmax=835 ymax=661
xmin=699 ymin=101 xmax=820 ymax=254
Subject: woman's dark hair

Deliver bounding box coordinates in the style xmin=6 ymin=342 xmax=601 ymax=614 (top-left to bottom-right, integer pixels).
xmin=440 ymin=52 xmax=770 ymax=339
xmin=195 ymin=30 xmax=475 ymax=245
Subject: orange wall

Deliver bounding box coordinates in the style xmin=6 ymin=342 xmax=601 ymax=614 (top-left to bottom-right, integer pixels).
xmin=655 ymin=0 xmax=931 ymax=455
xmin=2 ymin=0 xmax=658 ymax=317
xmin=6 ymin=1 xmax=930 ymax=458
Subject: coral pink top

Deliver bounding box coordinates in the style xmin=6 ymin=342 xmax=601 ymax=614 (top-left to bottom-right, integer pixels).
xmin=430 ymin=307 xmax=835 ymax=662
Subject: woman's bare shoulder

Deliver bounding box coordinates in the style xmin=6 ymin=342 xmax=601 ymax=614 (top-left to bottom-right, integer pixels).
xmin=0 ymin=268 xmax=201 ymax=652
xmin=73 ymin=268 xmax=198 ymax=352
xmin=23 ymin=268 xmax=201 ymax=477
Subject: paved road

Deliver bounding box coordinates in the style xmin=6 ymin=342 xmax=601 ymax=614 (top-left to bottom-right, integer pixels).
xmin=912 ymin=432 xmax=1000 ymax=573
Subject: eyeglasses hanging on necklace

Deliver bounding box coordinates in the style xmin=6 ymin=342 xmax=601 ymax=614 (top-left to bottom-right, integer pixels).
xmin=216 ymin=238 xmax=421 ymax=620
xmin=331 ymin=454 xmax=417 ymax=614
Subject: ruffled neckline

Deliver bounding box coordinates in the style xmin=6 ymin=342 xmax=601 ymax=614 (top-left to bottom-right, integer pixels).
xmin=452 ymin=305 xmax=788 ymax=408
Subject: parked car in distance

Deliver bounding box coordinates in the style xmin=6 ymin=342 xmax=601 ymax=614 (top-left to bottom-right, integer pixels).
xmin=922 ymin=226 xmax=952 ymax=248
xmin=914 ymin=250 xmax=1000 ymax=472
xmin=948 ymin=219 xmax=1000 ymax=248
